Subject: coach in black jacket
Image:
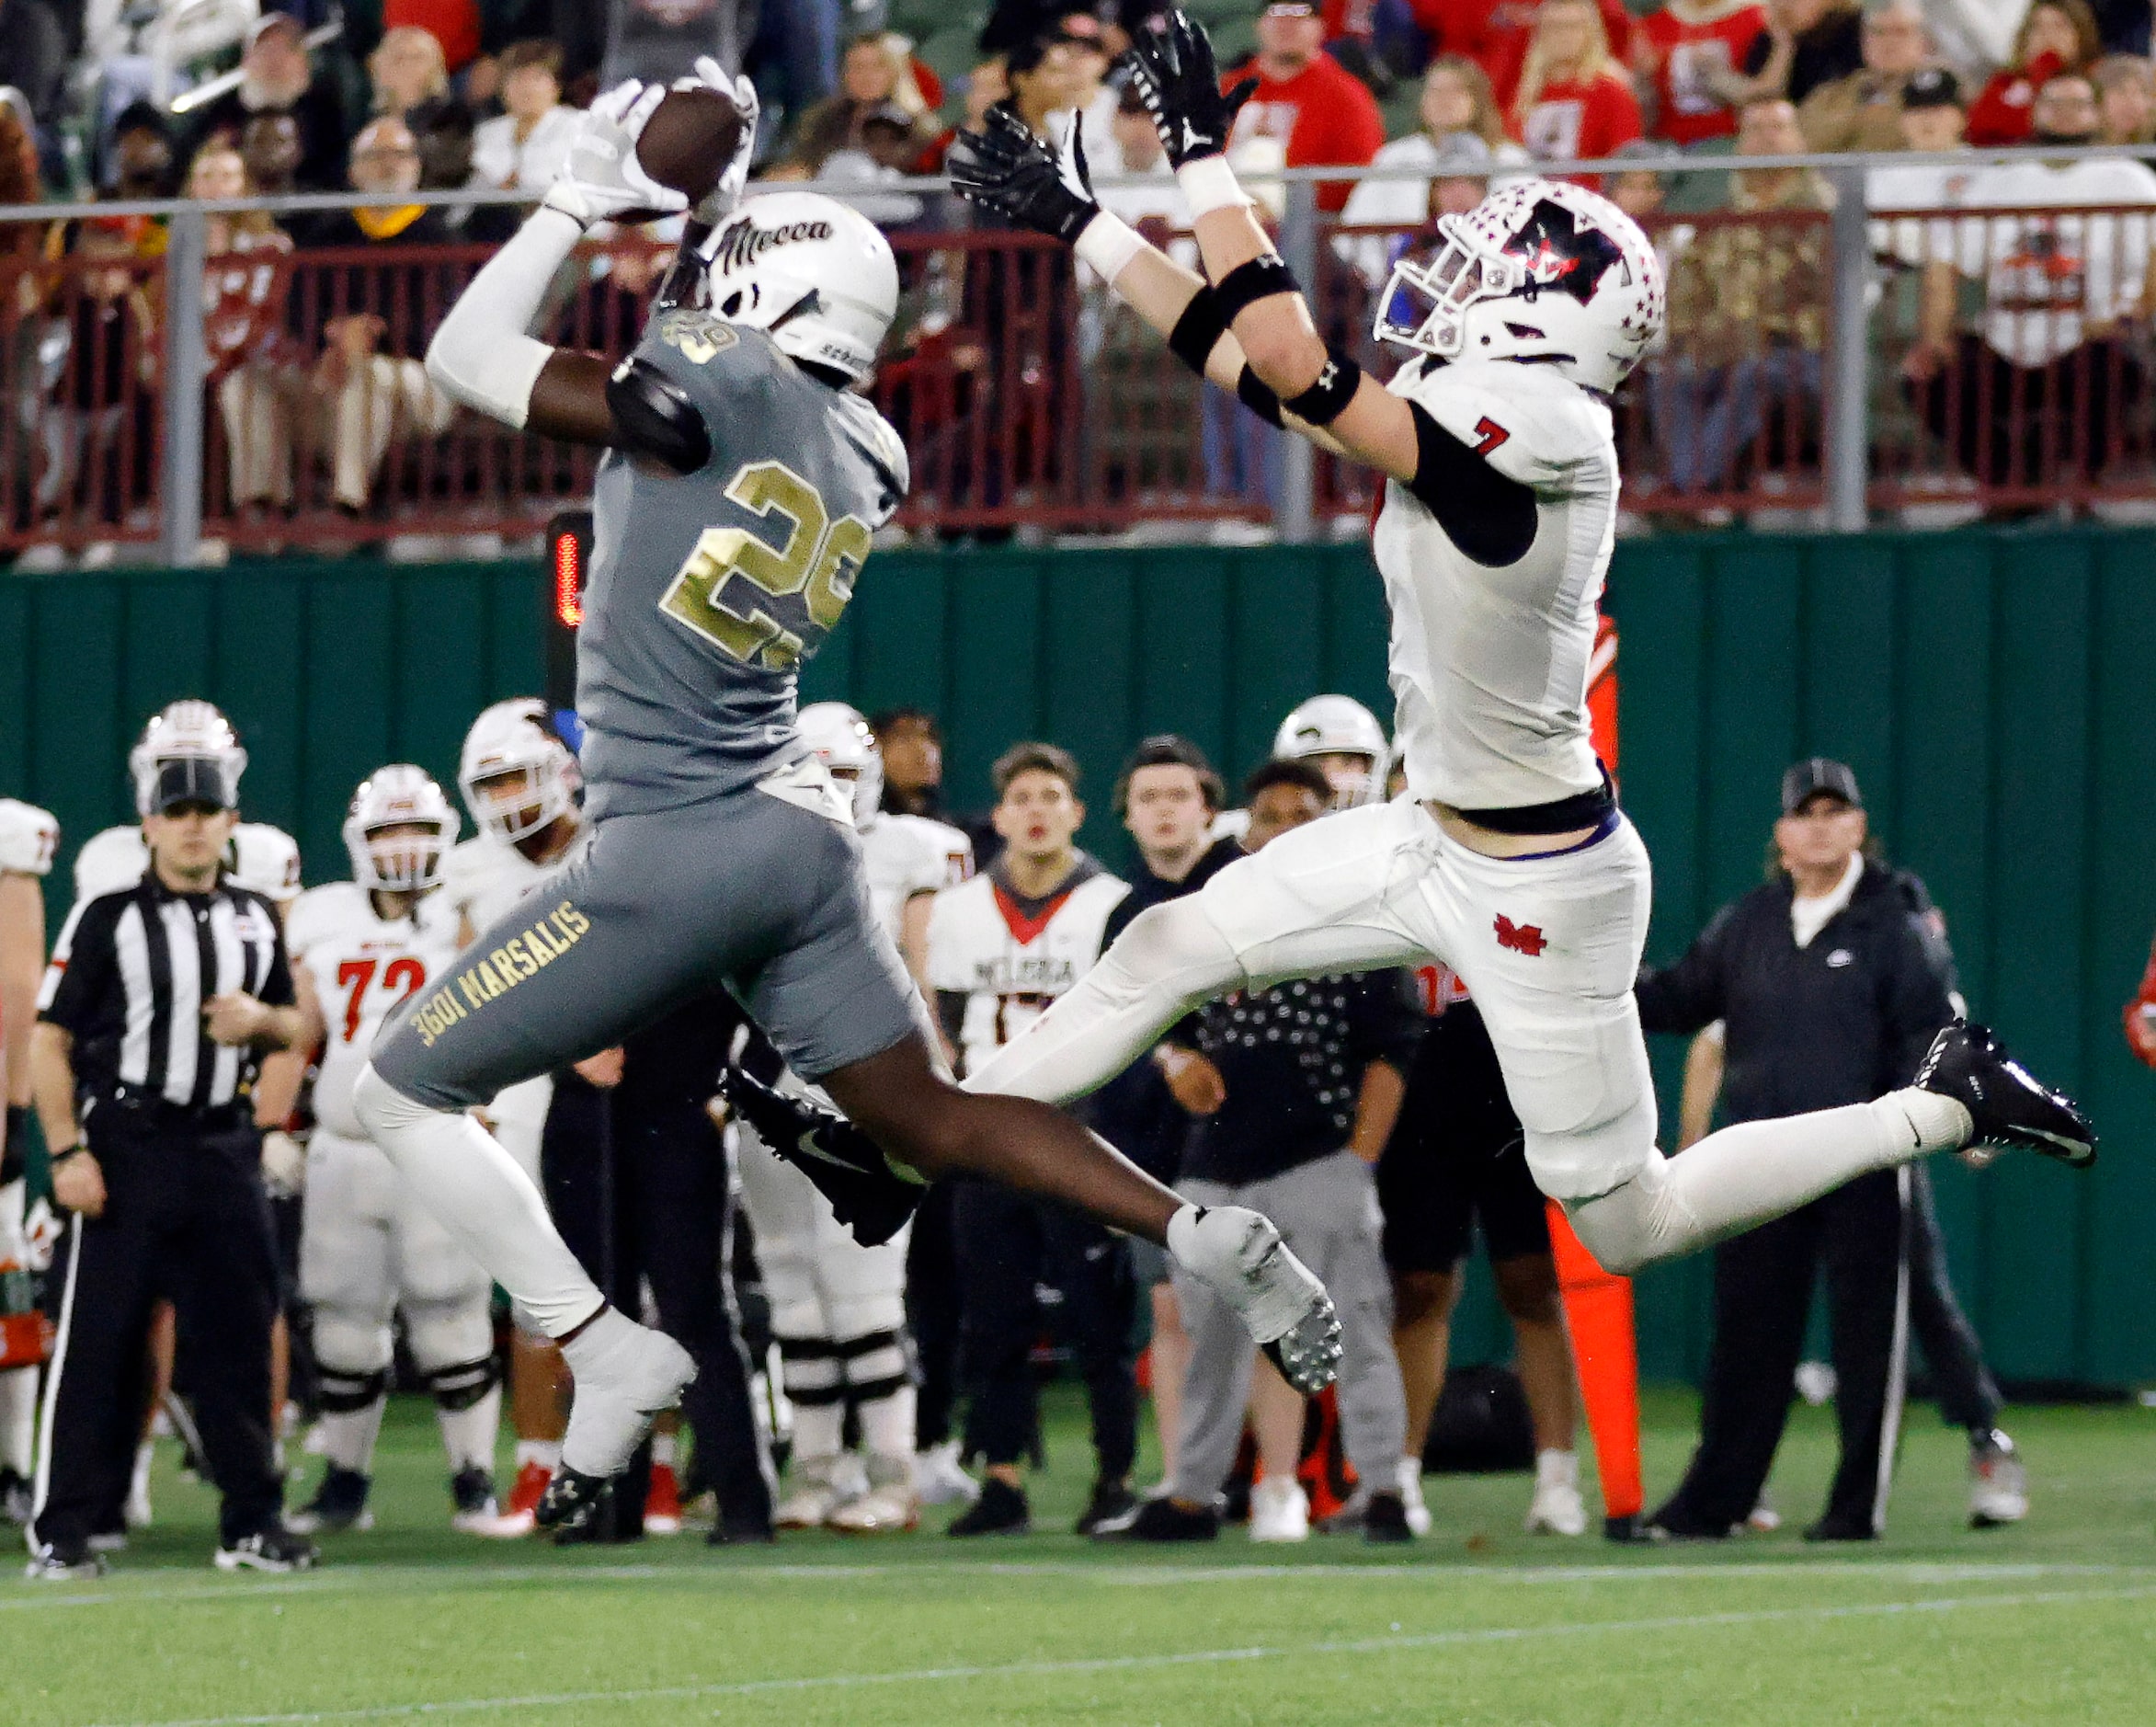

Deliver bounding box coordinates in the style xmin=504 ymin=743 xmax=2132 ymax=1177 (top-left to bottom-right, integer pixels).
xmin=1637 ymin=759 xmax=1955 ymax=1541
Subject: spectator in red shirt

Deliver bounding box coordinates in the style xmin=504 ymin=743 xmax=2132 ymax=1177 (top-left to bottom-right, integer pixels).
xmin=1966 ymin=0 xmax=2101 ymax=146
xmin=1509 ymin=0 xmax=1645 ymax=179
xmin=1636 ymin=0 xmax=1772 ymax=146
xmin=1412 ymin=0 xmax=1635 ymax=111
xmin=1225 ymin=0 xmax=1387 ymax=213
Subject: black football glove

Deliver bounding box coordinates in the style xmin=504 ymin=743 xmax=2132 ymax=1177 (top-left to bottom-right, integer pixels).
xmin=947 ymin=102 xmax=1100 ymax=244
xmin=1125 ymin=9 xmax=1257 ymax=168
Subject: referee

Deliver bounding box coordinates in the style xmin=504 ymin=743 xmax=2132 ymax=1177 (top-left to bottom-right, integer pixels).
xmin=26 ymin=714 xmax=321 ymax=1578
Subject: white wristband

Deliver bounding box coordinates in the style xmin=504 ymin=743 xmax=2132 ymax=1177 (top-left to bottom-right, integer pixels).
xmin=1176 ymin=155 xmax=1251 ymax=219
xmin=1074 ymin=212 xmax=1146 ymax=285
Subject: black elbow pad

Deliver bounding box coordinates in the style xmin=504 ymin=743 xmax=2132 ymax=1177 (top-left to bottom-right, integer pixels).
xmin=606 ymin=357 xmax=712 ymax=475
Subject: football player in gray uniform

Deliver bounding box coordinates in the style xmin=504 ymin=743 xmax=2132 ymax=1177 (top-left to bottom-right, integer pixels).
xmin=354 ymin=68 xmax=1342 ymax=1529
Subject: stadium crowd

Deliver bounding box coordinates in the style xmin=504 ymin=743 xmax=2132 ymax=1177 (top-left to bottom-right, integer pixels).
xmin=4 ymin=0 xmax=2156 ymax=555
xmin=0 ymin=679 xmax=2055 ymax=1569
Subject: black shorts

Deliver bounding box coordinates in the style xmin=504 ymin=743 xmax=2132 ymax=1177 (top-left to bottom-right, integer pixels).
xmin=1375 ymin=1001 xmax=1551 ymax=1275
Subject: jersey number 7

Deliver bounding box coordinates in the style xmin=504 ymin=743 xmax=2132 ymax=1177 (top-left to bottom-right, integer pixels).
xmin=661 ymin=460 xmax=873 ymax=672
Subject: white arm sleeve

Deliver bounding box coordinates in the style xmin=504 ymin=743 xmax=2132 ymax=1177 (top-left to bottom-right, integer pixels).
xmin=424 ymin=206 xmax=584 ymax=430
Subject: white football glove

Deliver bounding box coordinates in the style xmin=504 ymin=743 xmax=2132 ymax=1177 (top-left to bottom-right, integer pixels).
xmin=543 ymin=79 xmax=690 ymax=229
xmin=679 ymin=55 xmax=760 ymax=217
xmin=20 ymin=1195 xmax=61 ymax=1272
xmin=261 ymin=1129 xmax=307 ymax=1199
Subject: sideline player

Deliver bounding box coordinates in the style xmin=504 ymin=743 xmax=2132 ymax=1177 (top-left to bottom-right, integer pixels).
xmin=354 ymin=68 xmax=1341 ymax=1527
xmin=1212 ymin=695 xmax=1389 ymax=845
xmin=1 ymin=795 xmax=60 ymax=1523
xmin=444 ymin=698 xmax=590 ymax=1532
xmin=946 ymin=13 xmax=2093 ymax=1290
xmin=286 ymin=768 xmax=506 ymax=1535
xmin=735 ymin=703 xmax=969 ymax=1535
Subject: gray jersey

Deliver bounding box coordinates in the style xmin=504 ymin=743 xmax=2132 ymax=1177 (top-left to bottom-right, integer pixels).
xmin=577 ymin=310 xmax=908 ymax=821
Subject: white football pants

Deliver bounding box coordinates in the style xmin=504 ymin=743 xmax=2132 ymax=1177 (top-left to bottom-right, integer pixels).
xmin=965 ymin=802 xmax=1955 ymax=1275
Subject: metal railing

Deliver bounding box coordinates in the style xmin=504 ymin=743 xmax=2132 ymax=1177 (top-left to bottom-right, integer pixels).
xmin=5 ymin=144 xmax=2156 ymax=562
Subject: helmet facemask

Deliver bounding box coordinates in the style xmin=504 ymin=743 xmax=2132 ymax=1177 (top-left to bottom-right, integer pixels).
xmin=464 ymin=763 xmax=573 ymax=844
xmin=353 ymin=818 xmax=450 ymax=894
xmin=1375 ymin=216 xmax=1526 ymax=362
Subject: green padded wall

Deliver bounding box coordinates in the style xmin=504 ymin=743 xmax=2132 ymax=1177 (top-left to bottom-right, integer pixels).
xmin=6 ymin=525 xmax=2152 ymax=1387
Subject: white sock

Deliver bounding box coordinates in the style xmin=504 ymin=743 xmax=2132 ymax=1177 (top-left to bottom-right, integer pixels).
xmin=435 ymin=1384 xmax=501 ymax=1474
xmin=0 ymin=1366 xmax=35 ymax=1477
xmin=857 ymin=1384 xmax=917 ymax=1461
xmin=352 ymin=1065 xmax=603 ymax=1336
xmin=792 ymin=1401 xmax=844 ymax=1459
xmin=319 ymin=1397 xmax=388 ymax=1475
xmin=1535 ymin=1448 xmax=1578 ymax=1488
xmin=963 ymin=898 xmax=1242 ymax=1103
xmin=651 ymin=1430 xmax=678 ymax=1469
xmin=1569 ymin=1097 xmax=1956 ymax=1275
xmin=515 ymin=1438 xmax=561 ymax=1473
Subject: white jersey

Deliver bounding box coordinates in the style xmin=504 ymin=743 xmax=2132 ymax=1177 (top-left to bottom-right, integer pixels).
xmin=1376 ymin=357 xmax=1615 ymax=813
xmin=441 ymin=829 xmax=583 ymax=943
xmin=289 ymin=882 xmax=460 ymax=1137
xmin=861 ymin=814 xmax=971 ymax=944
xmin=72 ymin=821 xmax=303 ymax=906
xmin=0 ymin=799 xmax=58 ymax=875
xmin=925 ymin=863 xmax=1127 ymax=1080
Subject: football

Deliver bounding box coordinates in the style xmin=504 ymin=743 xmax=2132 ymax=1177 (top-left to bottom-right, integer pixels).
xmin=634 ymin=84 xmax=747 ymax=210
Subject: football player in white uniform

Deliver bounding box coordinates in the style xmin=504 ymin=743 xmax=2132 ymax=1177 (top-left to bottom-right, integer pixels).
xmin=734 ymin=703 xmax=971 ymax=1534
xmin=443 ymin=699 xmax=589 ymax=1533
xmin=287 ymin=767 xmax=506 ymax=1535
xmin=63 ymin=703 xmax=313 ymax=1535
xmin=949 ymin=13 xmax=2092 ymax=1287
xmin=1 ymin=796 xmax=61 ymax=1521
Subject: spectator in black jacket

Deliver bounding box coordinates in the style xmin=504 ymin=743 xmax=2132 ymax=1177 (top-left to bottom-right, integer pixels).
xmin=192 ymin=14 xmax=356 ymax=195
xmin=1638 ymin=758 xmax=1956 ymax=1542
xmin=1089 ymin=736 xmax=1239 ymax=1485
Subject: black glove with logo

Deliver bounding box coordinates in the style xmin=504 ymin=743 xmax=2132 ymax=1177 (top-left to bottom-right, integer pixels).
xmin=947 ymin=102 xmax=1100 ymax=243
xmin=1126 ymin=9 xmax=1258 ymax=167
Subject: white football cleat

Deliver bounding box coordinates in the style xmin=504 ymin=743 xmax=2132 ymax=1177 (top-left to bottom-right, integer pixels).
xmin=1167 ymin=1205 xmax=1340 ymax=1394
xmin=776 ymin=1453 xmax=860 ymax=1529
xmin=539 ymin=1313 xmax=697 ymax=1532
xmin=1969 ymin=1430 xmax=2029 ymax=1527
xmin=915 ymin=1438 xmax=981 ymax=1507
xmin=1397 ymin=1458 xmax=1432 ymax=1538
xmin=1524 ymin=1449 xmax=1588 ymax=1537
xmin=827 ymin=1457 xmax=919 ymax=1535
xmin=1248 ymin=1475 xmax=1309 ymax=1543
xmin=124 ymin=1441 xmax=154 ymax=1530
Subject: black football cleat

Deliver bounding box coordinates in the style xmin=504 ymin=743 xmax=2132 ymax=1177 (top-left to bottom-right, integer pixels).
xmin=719 ymin=1064 xmax=924 ymax=1247
xmin=1913 ymin=1020 xmax=2096 ymax=1167
xmin=535 ymin=1466 xmax=610 ymax=1533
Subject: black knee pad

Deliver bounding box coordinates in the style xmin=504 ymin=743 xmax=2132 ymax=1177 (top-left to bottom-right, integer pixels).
xmin=316 ymin=1365 xmax=391 ymax=1413
xmin=425 ymin=1354 xmax=500 ymax=1413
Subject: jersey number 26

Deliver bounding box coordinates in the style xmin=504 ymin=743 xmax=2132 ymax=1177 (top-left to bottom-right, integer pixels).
xmin=661 ymin=460 xmax=873 ymax=672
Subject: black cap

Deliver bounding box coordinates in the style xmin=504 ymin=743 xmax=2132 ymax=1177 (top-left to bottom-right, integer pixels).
xmin=1902 ymin=65 xmax=1963 ymax=109
xmin=1782 ymin=758 xmax=1862 ymax=815
xmin=148 ymin=756 xmax=237 ymax=816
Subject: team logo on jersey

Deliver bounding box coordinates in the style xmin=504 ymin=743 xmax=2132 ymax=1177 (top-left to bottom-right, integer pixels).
xmin=1502 ymin=200 xmax=1626 ymax=306
xmin=1494 ymin=915 xmax=1547 ymax=957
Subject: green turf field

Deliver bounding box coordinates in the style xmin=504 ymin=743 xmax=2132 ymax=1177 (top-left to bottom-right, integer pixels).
xmin=7 ymin=1386 xmax=2152 ymax=1726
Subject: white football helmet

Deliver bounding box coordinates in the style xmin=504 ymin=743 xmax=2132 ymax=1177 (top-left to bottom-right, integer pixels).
xmin=1274 ymin=695 xmax=1390 ymax=809
xmin=343 ymin=765 xmax=459 ymax=894
xmin=1375 ymin=177 xmax=1664 ymax=393
xmin=695 ymin=190 xmax=898 ymax=383
xmin=458 ymin=699 xmax=581 ymax=844
xmin=798 ymin=700 xmax=883 ymax=830
xmin=129 ymin=699 xmax=246 ymax=817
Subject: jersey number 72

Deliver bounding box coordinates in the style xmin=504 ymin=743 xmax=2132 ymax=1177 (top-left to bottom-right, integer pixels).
xmin=336 ymin=956 xmax=428 ymax=1043
xmin=661 ymin=460 xmax=873 ymax=672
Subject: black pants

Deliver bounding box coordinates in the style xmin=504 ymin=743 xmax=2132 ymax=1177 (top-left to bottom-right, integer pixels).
xmin=33 ymin=1106 xmax=281 ymax=1550
xmin=1654 ymin=1168 xmax=1907 ymax=1537
xmin=542 ymin=1003 xmax=777 ymax=1534
xmin=953 ymin=1180 xmax=1138 ymax=1481
xmin=1907 ymin=1163 xmax=2003 ymax=1435
xmin=907 ymin=1179 xmax=964 ymax=1450
xmin=1910 ymin=334 xmax=2144 ymax=489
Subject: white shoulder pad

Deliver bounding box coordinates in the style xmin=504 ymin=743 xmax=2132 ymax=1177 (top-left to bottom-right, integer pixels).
xmin=74 ymin=826 xmax=147 ymax=903
xmin=0 ymin=798 xmax=59 ymax=875
xmin=441 ymin=838 xmax=492 ymax=909
xmin=889 ymin=815 xmax=973 ymax=897
xmin=1391 ymin=359 xmax=1612 ymax=490
xmin=231 ymin=823 xmax=303 ymax=903
xmin=921 ymin=875 xmax=986 ymax=992
xmin=286 ymin=881 xmax=370 ymax=956
xmin=1210 ymin=807 xmax=1251 ymax=844
xmin=833 ymin=392 xmax=911 ymax=524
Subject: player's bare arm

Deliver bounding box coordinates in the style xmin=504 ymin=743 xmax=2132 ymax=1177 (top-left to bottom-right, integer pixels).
xmin=425 ymin=61 xmax=758 ymax=454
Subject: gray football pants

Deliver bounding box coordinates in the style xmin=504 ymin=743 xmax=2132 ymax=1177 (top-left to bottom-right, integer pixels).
xmin=372 ymin=787 xmax=923 ymax=1109
xmin=1169 ymin=1150 xmax=1407 ymax=1505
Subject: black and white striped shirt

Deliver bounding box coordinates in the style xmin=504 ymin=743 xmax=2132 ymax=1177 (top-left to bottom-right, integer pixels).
xmin=39 ymin=875 xmax=294 ymax=1112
